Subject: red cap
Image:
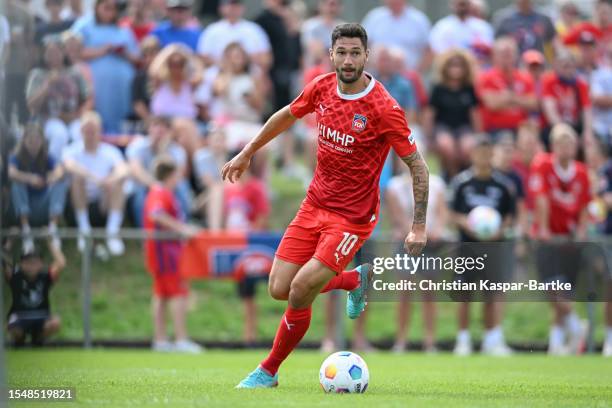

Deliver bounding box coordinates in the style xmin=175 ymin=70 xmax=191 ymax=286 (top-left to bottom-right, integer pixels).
xmin=562 ymin=22 xmax=603 ymax=45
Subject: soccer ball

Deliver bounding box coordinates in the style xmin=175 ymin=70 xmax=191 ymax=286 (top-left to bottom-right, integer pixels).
xmin=467 ymin=205 xmax=502 ymax=240
xmin=319 ymin=351 xmax=369 ymax=394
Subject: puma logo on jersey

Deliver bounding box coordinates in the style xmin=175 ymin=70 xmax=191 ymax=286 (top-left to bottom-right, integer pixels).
xmin=319 ymin=103 xmax=327 ymax=115
xmin=334 ymin=252 xmax=341 ymax=265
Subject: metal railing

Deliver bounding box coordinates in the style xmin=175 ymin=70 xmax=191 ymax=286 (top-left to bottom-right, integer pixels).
xmin=1 ymin=227 xmax=610 ymax=352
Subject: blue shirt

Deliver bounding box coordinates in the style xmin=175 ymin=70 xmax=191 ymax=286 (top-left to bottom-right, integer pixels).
xmin=152 ymin=21 xmax=202 ymax=51
xmin=380 ymin=74 xmax=417 ymax=112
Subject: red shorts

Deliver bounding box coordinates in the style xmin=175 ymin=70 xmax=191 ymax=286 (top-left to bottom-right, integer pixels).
xmin=151 ymin=270 xmax=189 ymax=299
xmin=276 ymin=200 xmax=377 ymax=273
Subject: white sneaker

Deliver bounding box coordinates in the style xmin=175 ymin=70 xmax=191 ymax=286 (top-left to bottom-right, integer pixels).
xmin=567 ymin=320 xmax=588 ymax=355
xmin=106 ymin=237 xmax=125 ymax=256
xmin=424 ymin=345 xmax=439 ymax=355
xmin=548 ymin=344 xmax=570 ymax=356
xmin=174 ymin=339 xmax=203 ymax=353
xmin=22 ymin=237 xmax=34 ymax=254
xmin=320 ymin=338 xmax=336 ymax=353
xmin=94 ymin=243 xmax=110 ymax=262
xmin=77 ymin=229 xmax=91 ymax=253
xmin=602 ymin=340 xmax=612 ymax=357
xmin=49 ymin=224 xmax=61 ymax=250
xmin=482 ymin=341 xmax=513 ymax=356
xmin=454 ymin=338 xmax=473 ymax=356
xmin=50 ymin=234 xmax=62 ymax=251
xmin=391 ymin=342 xmax=406 ymax=354
xmin=152 ymin=340 xmax=174 ymax=352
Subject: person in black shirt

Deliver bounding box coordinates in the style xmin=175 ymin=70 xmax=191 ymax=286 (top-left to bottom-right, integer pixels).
xmin=255 ymin=0 xmax=302 ymax=112
xmin=34 ymin=0 xmax=75 ymax=49
xmin=424 ymin=49 xmax=481 ymax=180
xmin=449 ymin=134 xmax=516 ymax=356
xmin=5 ymin=242 xmax=65 ymax=347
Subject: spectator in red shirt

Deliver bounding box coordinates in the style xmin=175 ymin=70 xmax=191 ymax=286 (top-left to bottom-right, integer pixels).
xmin=512 ymin=121 xmax=543 ymax=216
xmin=223 ymin=161 xmax=270 ymax=233
xmin=529 ymin=123 xmax=591 ymax=355
xmin=521 ymin=50 xmax=546 ymax=125
xmin=143 ymin=156 xmax=202 ymax=353
xmin=477 ymin=37 xmax=537 ymax=138
xmin=119 ymin=0 xmax=155 ymax=43
xmin=223 ymin=155 xmax=270 ymax=344
xmin=541 ymin=50 xmax=594 ymax=150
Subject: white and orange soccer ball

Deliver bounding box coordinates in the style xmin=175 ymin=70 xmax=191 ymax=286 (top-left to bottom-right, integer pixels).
xmin=467 ymin=205 xmax=502 ymax=240
xmin=319 ymin=351 xmax=369 ymax=394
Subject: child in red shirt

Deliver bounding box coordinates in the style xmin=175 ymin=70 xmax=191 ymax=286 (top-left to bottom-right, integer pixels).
xmin=143 ymin=156 xmax=202 ymax=353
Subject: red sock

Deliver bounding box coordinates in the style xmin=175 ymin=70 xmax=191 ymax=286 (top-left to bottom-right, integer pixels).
xmin=320 ymin=269 xmax=360 ymax=293
xmin=260 ymin=306 xmax=312 ymax=375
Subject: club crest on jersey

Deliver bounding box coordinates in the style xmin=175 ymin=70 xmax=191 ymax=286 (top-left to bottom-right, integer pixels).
xmin=352 ymin=114 xmax=367 ymax=133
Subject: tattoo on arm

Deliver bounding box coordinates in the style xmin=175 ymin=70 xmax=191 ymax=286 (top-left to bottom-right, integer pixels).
xmin=401 ymin=150 xmax=429 ymax=226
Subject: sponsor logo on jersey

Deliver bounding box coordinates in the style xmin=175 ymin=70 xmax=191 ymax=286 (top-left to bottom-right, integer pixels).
xmin=318 ymin=123 xmax=355 ymax=148
xmin=352 ymin=114 xmax=367 ymax=133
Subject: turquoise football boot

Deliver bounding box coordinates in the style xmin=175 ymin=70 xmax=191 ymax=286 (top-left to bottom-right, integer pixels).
xmin=346 ymin=263 xmax=373 ymax=319
xmin=235 ymin=366 xmax=279 ymax=389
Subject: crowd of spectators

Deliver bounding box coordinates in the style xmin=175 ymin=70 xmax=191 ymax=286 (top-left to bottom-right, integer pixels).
xmin=1 ymin=0 xmax=612 ymax=354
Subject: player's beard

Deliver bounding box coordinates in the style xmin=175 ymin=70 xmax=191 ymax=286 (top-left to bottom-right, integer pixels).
xmin=336 ymin=65 xmax=364 ymax=84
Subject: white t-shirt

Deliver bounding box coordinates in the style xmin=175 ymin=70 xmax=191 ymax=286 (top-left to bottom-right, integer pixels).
xmin=217 ymin=74 xmax=260 ymax=123
xmin=591 ymin=66 xmax=612 ymax=139
xmin=126 ymin=136 xmax=186 ymax=170
xmin=362 ymin=5 xmax=431 ymax=70
xmin=193 ymin=147 xmax=223 ymax=187
xmin=300 ymin=16 xmax=344 ymax=49
xmin=62 ymin=142 xmax=124 ymax=200
xmin=197 ymin=19 xmax=270 ymax=63
xmin=386 ymin=173 xmax=446 ymax=234
xmin=429 ymin=14 xmax=494 ymax=54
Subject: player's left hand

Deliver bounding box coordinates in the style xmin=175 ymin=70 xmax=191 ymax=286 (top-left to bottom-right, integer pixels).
xmin=221 ymin=151 xmax=251 ymax=183
xmin=404 ymin=227 xmax=427 ymax=256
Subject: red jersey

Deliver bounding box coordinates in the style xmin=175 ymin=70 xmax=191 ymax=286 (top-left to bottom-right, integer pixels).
xmin=541 ymin=71 xmax=590 ymax=127
xmin=290 ymin=72 xmax=417 ymax=224
xmin=512 ymin=156 xmax=535 ymax=210
xmin=143 ymin=185 xmax=183 ymax=273
xmin=119 ymin=17 xmax=154 ymax=42
xmin=528 ymin=152 xmax=591 ymax=234
xmin=224 ymin=177 xmax=270 ymax=231
xmin=477 ymin=67 xmax=535 ymax=131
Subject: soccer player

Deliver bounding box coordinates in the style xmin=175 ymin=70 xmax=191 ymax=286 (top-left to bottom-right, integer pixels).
xmin=143 ymin=156 xmax=202 ymax=353
xmin=223 ymin=23 xmax=429 ymax=388
xmin=529 ymin=124 xmax=590 ymax=355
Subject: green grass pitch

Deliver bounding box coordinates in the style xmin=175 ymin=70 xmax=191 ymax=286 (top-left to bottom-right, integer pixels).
xmin=6 ymin=349 xmax=612 ymax=407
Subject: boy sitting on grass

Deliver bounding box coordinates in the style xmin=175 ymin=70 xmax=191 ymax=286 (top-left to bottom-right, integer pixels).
xmin=144 ymin=155 xmax=202 ymax=353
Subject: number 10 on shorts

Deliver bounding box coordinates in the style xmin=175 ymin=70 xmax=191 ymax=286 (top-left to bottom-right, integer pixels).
xmin=337 ymin=232 xmax=358 ymax=256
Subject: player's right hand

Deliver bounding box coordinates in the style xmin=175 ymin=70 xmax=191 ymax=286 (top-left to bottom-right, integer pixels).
xmin=221 ymin=151 xmax=251 ymax=183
